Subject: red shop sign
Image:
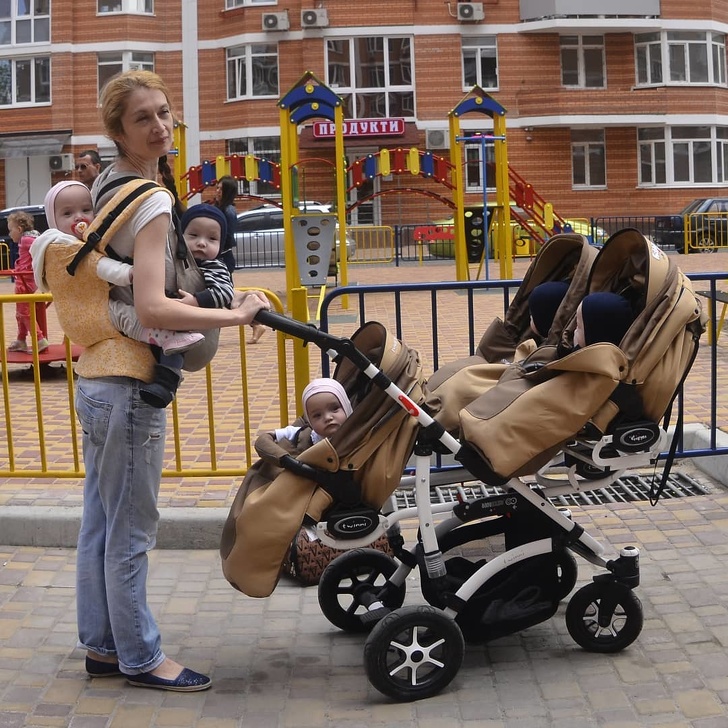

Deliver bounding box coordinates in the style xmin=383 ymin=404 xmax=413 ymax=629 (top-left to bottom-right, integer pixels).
xmin=312 ymin=118 xmax=406 ymax=138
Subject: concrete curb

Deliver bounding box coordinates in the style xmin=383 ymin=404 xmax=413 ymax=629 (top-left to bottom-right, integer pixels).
xmin=681 ymin=422 xmax=728 ymax=485
xmin=0 ymin=506 xmax=229 ymax=549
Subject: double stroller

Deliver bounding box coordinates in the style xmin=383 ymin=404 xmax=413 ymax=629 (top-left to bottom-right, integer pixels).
xmin=221 ymin=229 xmax=705 ymax=702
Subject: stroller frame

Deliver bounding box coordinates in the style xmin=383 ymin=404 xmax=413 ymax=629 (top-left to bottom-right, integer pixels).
xmin=255 ymin=310 xmax=651 ymax=702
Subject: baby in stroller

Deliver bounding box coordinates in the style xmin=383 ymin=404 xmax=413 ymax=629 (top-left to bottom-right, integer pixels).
xmin=222 ymin=229 xmax=705 ymax=702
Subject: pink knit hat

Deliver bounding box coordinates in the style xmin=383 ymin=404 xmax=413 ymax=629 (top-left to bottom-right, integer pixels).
xmin=43 ymin=181 xmax=90 ymax=228
xmin=301 ymin=378 xmax=353 ymax=420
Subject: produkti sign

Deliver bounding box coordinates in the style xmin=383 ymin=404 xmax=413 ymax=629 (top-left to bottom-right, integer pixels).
xmin=312 ymin=118 xmax=406 ymax=138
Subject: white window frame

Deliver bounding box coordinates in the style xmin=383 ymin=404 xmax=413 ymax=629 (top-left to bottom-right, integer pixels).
xmin=560 ymin=35 xmax=606 ymax=89
xmin=325 ymin=36 xmax=415 ymax=119
xmin=637 ymin=126 xmax=728 ymax=187
xmin=0 ymin=55 xmax=51 ymax=106
xmin=462 ymin=36 xmax=498 ymax=91
xmin=463 ymin=133 xmax=496 ymax=194
xmin=97 ymin=0 xmax=154 ymax=14
xmin=226 ymin=44 xmax=279 ymax=101
xmin=97 ymin=51 xmax=154 ymax=94
xmin=635 ymin=31 xmax=727 ymax=87
xmin=0 ymin=0 xmax=50 ymax=46
xmin=225 ymin=0 xmax=274 ymax=8
xmin=227 ymin=136 xmax=281 ymax=199
xmin=571 ymin=130 xmax=606 ymax=189
xmin=637 ymin=129 xmax=666 ymax=186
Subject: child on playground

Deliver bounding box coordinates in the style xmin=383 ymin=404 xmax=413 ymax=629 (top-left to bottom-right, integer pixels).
xmin=7 ymin=210 xmax=48 ymax=353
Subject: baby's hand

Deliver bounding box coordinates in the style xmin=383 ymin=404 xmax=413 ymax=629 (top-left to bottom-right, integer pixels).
xmin=177 ymin=289 xmax=197 ymax=306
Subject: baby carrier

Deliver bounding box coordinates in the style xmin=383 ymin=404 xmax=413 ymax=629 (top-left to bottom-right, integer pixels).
xmin=426 ymin=232 xmax=597 ymax=433
xmin=32 ymin=179 xmax=218 ymax=376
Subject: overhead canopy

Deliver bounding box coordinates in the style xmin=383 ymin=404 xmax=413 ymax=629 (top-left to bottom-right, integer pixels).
xmin=0 ymin=129 xmax=72 ymax=158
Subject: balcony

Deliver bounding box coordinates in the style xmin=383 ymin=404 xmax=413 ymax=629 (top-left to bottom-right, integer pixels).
xmin=519 ymin=0 xmax=661 ymax=33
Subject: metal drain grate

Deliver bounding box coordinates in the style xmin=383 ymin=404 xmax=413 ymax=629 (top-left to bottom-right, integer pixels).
xmin=394 ymin=470 xmax=712 ymax=509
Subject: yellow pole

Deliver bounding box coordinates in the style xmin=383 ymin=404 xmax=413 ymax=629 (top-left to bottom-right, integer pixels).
xmin=279 ymin=107 xmax=299 ymax=303
xmin=334 ymin=103 xmax=349 ymax=308
xmin=493 ymin=113 xmax=512 ymax=279
xmin=290 ymin=286 xmax=311 ymax=411
xmin=449 ymin=114 xmax=468 ymax=282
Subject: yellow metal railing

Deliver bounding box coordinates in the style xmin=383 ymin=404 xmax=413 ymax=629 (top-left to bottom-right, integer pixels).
xmin=685 ymin=212 xmax=728 ymax=253
xmin=0 ymin=242 xmax=10 ymax=270
xmin=348 ymin=225 xmax=395 ymax=264
xmin=0 ymin=288 xmax=294 ymax=479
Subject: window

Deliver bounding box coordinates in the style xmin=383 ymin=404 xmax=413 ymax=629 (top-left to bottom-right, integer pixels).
xmin=225 ymin=0 xmax=270 ymax=7
xmin=97 ymin=51 xmax=154 ymax=94
xmin=463 ymin=133 xmax=496 ymax=193
xmin=0 ymin=0 xmax=50 ymax=46
xmin=560 ymin=35 xmax=605 ymax=88
xmin=635 ymin=32 xmax=726 ymax=86
xmin=0 ymin=55 xmax=50 ymax=105
xmin=637 ymin=126 xmax=728 ymax=186
xmin=571 ymin=130 xmax=606 ymax=188
xmin=462 ymin=36 xmax=498 ymax=90
xmin=326 ymin=36 xmax=415 ymax=119
xmin=97 ymin=0 xmax=153 ymax=14
xmin=227 ymin=136 xmax=281 ymax=198
xmin=226 ymin=45 xmax=278 ymax=100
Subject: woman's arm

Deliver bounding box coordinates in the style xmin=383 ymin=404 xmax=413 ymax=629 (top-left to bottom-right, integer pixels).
xmin=131 ymin=214 xmax=269 ymax=330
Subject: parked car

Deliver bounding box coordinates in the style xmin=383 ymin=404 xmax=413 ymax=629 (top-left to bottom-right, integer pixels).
xmin=233 ymin=203 xmax=356 ymax=269
xmin=654 ymin=198 xmax=728 ymax=253
xmin=0 ymin=204 xmax=48 ymax=269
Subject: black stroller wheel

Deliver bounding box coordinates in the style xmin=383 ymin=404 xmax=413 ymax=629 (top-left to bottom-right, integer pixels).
xmin=565 ymin=582 xmax=643 ymax=653
xmin=318 ymin=548 xmax=405 ymax=633
xmin=364 ymin=605 xmax=464 ymax=702
xmin=554 ymin=550 xmax=578 ymax=600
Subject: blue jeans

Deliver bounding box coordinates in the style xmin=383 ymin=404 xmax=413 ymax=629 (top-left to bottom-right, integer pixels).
xmin=75 ymin=376 xmax=167 ymax=675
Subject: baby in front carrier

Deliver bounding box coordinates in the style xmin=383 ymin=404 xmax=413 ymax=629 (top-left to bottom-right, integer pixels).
xmin=572 ymin=292 xmax=635 ymax=349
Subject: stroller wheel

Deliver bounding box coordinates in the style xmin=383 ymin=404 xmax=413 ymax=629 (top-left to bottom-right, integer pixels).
xmin=554 ymin=550 xmax=578 ymax=601
xmin=364 ymin=605 xmax=464 ymax=702
xmin=318 ymin=548 xmax=406 ymax=633
xmin=565 ymin=582 xmax=643 ymax=653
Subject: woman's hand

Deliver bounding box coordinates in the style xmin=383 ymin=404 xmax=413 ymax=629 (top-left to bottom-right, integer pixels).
xmin=231 ymin=289 xmax=271 ymax=325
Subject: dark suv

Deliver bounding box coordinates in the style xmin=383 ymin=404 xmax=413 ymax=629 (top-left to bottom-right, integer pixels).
xmin=0 ymin=204 xmax=48 ymax=268
xmin=654 ymin=198 xmax=728 ymax=253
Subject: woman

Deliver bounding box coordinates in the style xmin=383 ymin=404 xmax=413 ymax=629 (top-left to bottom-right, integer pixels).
xmin=76 ymin=70 xmax=269 ymax=692
xmin=212 ymin=174 xmax=238 ymax=274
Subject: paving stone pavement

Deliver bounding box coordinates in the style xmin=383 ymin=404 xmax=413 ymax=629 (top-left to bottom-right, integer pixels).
xmin=2 ymin=486 xmax=728 ymax=727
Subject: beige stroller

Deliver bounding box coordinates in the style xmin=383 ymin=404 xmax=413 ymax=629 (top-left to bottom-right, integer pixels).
xmin=221 ymin=229 xmax=704 ymax=702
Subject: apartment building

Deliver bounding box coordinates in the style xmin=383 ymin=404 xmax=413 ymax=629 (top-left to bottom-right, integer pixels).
xmin=1 ymin=0 xmax=727 ymax=226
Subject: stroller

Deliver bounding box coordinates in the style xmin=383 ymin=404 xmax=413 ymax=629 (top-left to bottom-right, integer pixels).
xmin=222 ymin=229 xmax=704 ymax=702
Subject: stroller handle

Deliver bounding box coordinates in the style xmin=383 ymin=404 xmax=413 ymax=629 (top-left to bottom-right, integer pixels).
xmin=253 ymin=310 xmax=373 ymax=371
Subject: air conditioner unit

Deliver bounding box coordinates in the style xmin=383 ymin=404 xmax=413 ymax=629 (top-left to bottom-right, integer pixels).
xmin=262 ymin=11 xmax=289 ymax=31
xmin=49 ymin=153 xmax=74 ymax=172
xmin=301 ymin=8 xmax=328 ymax=28
xmin=457 ymin=2 xmax=484 ymax=21
xmin=426 ymin=129 xmax=450 ymax=150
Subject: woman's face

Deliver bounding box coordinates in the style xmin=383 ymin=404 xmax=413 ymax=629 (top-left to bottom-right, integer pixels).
xmin=115 ymin=87 xmax=174 ymax=162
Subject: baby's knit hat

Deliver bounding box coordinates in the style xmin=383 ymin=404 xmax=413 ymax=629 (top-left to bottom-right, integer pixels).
xmin=528 ymin=280 xmax=570 ymax=337
xmin=43 ymin=181 xmax=90 ymax=228
xmin=180 ymin=204 xmax=227 ymax=245
xmin=301 ymin=378 xmax=353 ymax=421
xmin=581 ymin=292 xmax=635 ymax=346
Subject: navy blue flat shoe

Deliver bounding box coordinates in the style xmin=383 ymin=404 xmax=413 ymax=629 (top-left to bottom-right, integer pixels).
xmin=86 ymin=656 xmax=122 ymax=677
xmin=126 ymin=667 xmax=212 ymax=692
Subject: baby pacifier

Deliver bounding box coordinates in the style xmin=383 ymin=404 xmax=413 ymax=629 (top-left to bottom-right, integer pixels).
xmin=71 ymin=219 xmax=89 ymax=237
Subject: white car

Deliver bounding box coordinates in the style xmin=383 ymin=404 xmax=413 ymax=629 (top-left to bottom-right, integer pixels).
xmin=233 ymin=203 xmax=356 ymax=269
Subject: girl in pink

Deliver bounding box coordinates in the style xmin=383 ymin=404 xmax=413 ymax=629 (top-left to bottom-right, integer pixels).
xmin=7 ymin=210 xmax=48 ymax=353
